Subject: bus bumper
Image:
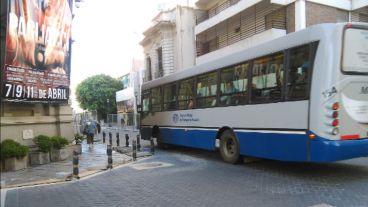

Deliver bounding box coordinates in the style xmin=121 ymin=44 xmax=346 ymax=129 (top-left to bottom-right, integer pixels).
xmin=310 ymin=137 xmax=368 ymax=162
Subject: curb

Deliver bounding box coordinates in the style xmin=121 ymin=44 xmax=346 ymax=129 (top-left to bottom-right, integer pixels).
xmin=0 ymin=154 xmax=153 ymax=189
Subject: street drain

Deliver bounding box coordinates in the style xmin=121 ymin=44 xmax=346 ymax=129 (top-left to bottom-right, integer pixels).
xmin=129 ymin=162 xmax=173 ymax=170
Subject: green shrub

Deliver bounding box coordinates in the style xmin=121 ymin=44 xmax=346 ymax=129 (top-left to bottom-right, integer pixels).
xmin=0 ymin=139 xmax=29 ymax=160
xmin=33 ymin=135 xmax=52 ymax=153
xmin=74 ymin=133 xmax=84 ymax=144
xmin=50 ymin=136 xmax=69 ymax=149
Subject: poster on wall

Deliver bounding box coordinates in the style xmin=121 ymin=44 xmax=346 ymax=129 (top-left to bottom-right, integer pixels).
xmin=117 ymin=99 xmax=134 ymax=113
xmin=2 ymin=0 xmax=72 ymax=102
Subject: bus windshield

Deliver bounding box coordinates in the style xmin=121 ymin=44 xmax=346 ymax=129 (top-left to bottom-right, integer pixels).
xmin=342 ymin=28 xmax=368 ymax=74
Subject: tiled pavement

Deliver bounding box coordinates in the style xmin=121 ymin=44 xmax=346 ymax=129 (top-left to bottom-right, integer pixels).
xmin=0 ymin=129 xmax=152 ymax=189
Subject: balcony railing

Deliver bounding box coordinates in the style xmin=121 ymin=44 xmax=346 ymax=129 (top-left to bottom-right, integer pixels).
xmin=196 ymin=6 xmax=286 ymax=57
xmin=196 ymin=0 xmax=240 ymax=25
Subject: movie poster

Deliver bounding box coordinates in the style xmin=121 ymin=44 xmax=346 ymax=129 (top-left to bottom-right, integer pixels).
xmin=2 ymin=0 xmax=72 ymax=102
xmin=117 ymin=99 xmax=134 ymax=113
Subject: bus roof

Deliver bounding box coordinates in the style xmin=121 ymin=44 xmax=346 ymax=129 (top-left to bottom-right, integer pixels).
xmin=142 ymin=22 xmax=367 ymax=90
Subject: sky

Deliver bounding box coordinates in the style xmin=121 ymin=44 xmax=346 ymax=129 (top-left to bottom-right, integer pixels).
xmin=70 ymin=0 xmax=196 ymax=112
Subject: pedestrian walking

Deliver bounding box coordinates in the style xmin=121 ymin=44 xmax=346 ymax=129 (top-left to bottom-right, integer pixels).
xmin=85 ymin=120 xmax=97 ymax=148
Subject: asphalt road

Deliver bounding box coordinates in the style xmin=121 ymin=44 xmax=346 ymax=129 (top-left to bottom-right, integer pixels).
xmin=3 ymin=147 xmax=368 ymax=207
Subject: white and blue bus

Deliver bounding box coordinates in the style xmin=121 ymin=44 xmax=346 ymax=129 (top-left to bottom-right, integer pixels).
xmin=140 ymin=23 xmax=368 ymax=163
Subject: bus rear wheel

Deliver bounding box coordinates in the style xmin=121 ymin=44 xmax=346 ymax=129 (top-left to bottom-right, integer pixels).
xmin=219 ymin=130 xmax=240 ymax=164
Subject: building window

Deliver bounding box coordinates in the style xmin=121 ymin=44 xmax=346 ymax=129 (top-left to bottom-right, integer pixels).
xmin=121 ymin=74 xmax=130 ymax=89
xmin=146 ymin=56 xmax=152 ymax=81
xmin=157 ymin=47 xmax=163 ymax=78
xmin=359 ymin=13 xmax=368 ymax=22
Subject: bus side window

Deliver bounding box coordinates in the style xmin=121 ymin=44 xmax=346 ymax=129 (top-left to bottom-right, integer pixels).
xmin=220 ymin=63 xmax=248 ymax=106
xmin=141 ymin=90 xmax=151 ymax=118
xmin=196 ymin=72 xmax=218 ymax=108
xmin=151 ymin=87 xmax=162 ymax=112
xmin=178 ymin=78 xmax=195 ymax=110
xmin=251 ymin=53 xmax=283 ymax=103
xmin=287 ymin=45 xmax=310 ymax=100
xmin=163 ymin=83 xmax=177 ymax=111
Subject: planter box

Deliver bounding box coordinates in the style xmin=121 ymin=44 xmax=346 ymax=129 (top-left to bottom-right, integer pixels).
xmin=50 ymin=148 xmax=69 ymax=162
xmin=3 ymin=156 xmax=28 ymax=171
xmin=30 ymin=151 xmax=50 ymax=165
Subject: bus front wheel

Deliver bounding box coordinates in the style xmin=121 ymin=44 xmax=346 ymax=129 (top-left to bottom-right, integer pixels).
xmin=219 ymin=130 xmax=240 ymax=164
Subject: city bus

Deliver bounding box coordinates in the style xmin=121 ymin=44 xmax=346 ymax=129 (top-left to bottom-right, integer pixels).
xmin=140 ymin=23 xmax=368 ymax=163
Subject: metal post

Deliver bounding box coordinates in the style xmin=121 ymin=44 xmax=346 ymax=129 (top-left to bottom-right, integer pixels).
xmin=116 ymin=132 xmax=120 ymax=146
xmin=73 ymin=150 xmax=79 ymax=179
xmin=102 ymin=131 xmax=106 ymax=143
xmin=136 ymin=134 xmax=141 ymax=151
xmin=107 ymin=145 xmax=113 ymax=169
xmin=109 ymin=132 xmax=112 ymax=145
xmin=150 ymin=137 xmax=155 ymax=155
xmin=125 ymin=134 xmax=129 ymax=147
xmin=132 ymin=140 xmax=137 ymax=161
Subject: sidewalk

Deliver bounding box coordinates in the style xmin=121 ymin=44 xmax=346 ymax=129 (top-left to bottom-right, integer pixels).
xmin=0 ymin=130 xmax=152 ymax=189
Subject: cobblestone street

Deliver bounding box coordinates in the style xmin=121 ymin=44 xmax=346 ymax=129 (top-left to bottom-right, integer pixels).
xmin=3 ymin=147 xmax=368 ymax=207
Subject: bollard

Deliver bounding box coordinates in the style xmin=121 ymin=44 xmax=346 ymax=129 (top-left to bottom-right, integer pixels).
xmin=73 ymin=150 xmax=80 ymax=179
xmin=102 ymin=131 xmax=106 ymax=143
xmin=150 ymin=137 xmax=155 ymax=155
xmin=116 ymin=132 xmax=120 ymax=146
xmin=109 ymin=132 xmax=112 ymax=145
xmin=125 ymin=134 xmax=129 ymax=147
xmin=107 ymin=145 xmax=113 ymax=169
xmin=132 ymin=140 xmax=137 ymax=161
xmin=136 ymin=134 xmax=141 ymax=151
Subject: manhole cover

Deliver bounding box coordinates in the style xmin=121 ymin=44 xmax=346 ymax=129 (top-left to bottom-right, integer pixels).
xmin=129 ymin=162 xmax=173 ymax=170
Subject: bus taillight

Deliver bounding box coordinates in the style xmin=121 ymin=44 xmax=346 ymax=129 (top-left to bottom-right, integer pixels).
xmin=327 ymin=102 xmax=340 ymax=135
xmin=332 ymin=102 xmax=339 ymax=110
xmin=332 ymin=111 xmax=338 ymax=119
xmin=331 ymin=102 xmax=339 ymax=127
xmin=332 ymin=119 xmax=339 ymax=127
xmin=341 ymin=134 xmax=360 ymax=140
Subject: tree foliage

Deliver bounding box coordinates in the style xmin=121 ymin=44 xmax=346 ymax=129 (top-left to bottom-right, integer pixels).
xmin=76 ymin=74 xmax=122 ymax=120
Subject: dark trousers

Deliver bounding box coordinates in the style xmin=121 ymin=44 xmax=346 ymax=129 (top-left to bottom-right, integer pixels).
xmin=87 ymin=133 xmax=94 ymax=144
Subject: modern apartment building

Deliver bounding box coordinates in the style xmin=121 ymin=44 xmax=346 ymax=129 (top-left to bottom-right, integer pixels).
xmin=195 ymin=0 xmax=368 ymax=64
xmin=115 ymin=59 xmax=143 ymax=129
xmin=140 ymin=5 xmax=197 ymax=82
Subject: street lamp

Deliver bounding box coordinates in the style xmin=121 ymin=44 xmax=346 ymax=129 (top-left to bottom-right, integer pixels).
xmin=134 ymin=91 xmax=138 ymax=130
xmin=106 ymin=98 xmax=109 ymax=124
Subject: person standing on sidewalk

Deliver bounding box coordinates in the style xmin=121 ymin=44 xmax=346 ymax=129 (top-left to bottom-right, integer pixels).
xmin=85 ymin=120 xmax=97 ymax=148
xmin=96 ymin=121 xmax=101 ymax=134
